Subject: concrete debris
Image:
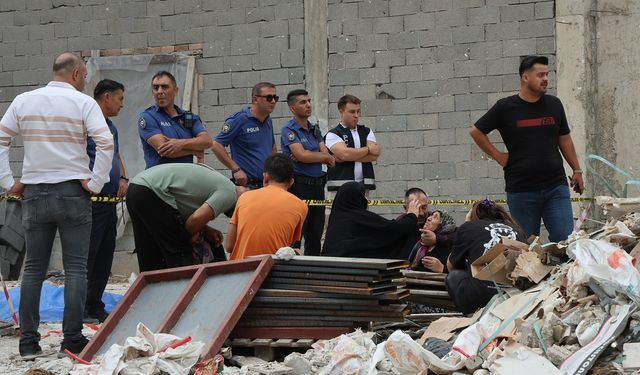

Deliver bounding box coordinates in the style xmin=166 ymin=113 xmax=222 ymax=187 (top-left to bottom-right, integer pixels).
xmin=283 ymin=352 xmax=313 ymax=375
xmin=623 ymin=342 xmax=640 ymax=369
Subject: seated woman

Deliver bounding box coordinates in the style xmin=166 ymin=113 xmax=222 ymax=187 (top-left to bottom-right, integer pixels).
xmin=445 ymin=198 xmax=526 ymax=315
xmin=322 ymin=182 xmax=421 ymax=259
xmin=408 ymin=210 xmax=457 ymax=273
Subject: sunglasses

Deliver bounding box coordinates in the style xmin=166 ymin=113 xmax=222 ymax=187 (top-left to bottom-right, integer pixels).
xmin=255 ymin=94 xmax=279 ymax=102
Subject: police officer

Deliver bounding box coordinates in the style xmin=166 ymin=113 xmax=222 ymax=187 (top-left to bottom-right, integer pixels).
xmin=281 ymin=89 xmax=335 ymax=256
xmin=211 ymin=82 xmax=277 ymax=189
xmin=138 ymin=71 xmax=212 ymax=169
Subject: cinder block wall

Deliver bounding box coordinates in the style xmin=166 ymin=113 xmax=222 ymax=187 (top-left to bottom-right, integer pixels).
xmin=0 ymin=0 xmax=556 ymax=264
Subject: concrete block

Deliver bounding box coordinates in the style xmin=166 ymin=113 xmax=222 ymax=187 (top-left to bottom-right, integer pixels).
xmin=289 ymin=19 xmax=303 ymax=34
xmin=468 ymin=41 xmax=503 ymax=59
xmin=360 ymin=67 xmax=390 ymax=84
xmin=434 ymin=45 xmax=471 ymax=62
xmin=425 ymin=162 xmax=456 ymax=180
xmin=228 ymin=38 xmax=259 ymax=56
xmin=107 ymin=17 xmax=134 ymax=34
xmin=161 ymin=14 xmax=188 ymax=31
xmin=274 ymin=2 xmax=303 ymax=19
xmin=188 ymin=12 xmax=215 ymax=27
xmin=501 ymin=73 xmax=520 ymax=91
xmin=1 ymin=0 xmax=26 ymax=11
xmin=488 ymin=91 xmax=516 ymax=107
xmin=403 ymin=13 xmax=434 ymax=32
xmin=287 ymin=67 xmax=304 ymax=84
xmin=329 ymin=86 xmax=345 ymax=102
xmin=219 ymin=88 xmax=249 ymax=105
xmin=247 ymin=6 xmax=275 ymax=23
xmin=456 ymin=160 xmax=490 ymax=178
xmin=438 ymin=111 xmax=471 ymax=129
xmin=372 ymin=16 xmax=404 ymax=33
xmin=147 ymin=0 xmax=174 ymax=16
xmin=455 ymin=93 xmax=487 ymax=111
xmin=440 ymin=145 xmax=471 ymax=162
xmin=359 ymin=99 xmax=392 ymax=117
xmin=392 ymin=99 xmax=423 ymax=115
xmin=374 ymin=50 xmax=405 ymax=67
xmin=217 ymin=8 xmax=246 ymax=25
xmin=41 ymin=7 xmax=67 ymax=23
xmin=358 ymin=0 xmax=389 ymax=18
xmin=14 ymin=11 xmax=41 ymax=26
xmin=406 ymin=47 xmax=437 ymax=65
xmin=329 ymin=35 xmax=357 ymax=53
xmin=119 ymin=2 xmax=146 ymax=17
xmin=328 ymin=3 xmax=359 ymax=21
xmin=376 ymin=83 xmax=407 ymax=99
xmin=410 ymin=146 xmax=440 ymax=164
xmin=231 ymin=71 xmax=261 ymax=88
xmin=421 ymin=0 xmax=453 ymax=12
xmin=175 ymin=0 xmax=201 ymax=14
xmin=28 ymin=55 xmax=52 ymax=70
xmin=486 ymin=22 xmax=519 ymax=40
xmin=393 ymin=164 xmax=424 ymax=180
xmin=503 ymin=38 xmax=537 ymax=57
xmin=376 ymin=147 xmax=408 ymax=166
xmin=375 ymin=115 xmax=407 ymax=131
xmin=223 ymin=55 xmax=252 ymax=72
xmin=176 ymin=28 xmax=203 ymax=44
xmin=454 ymin=59 xmax=486 ymax=77
xmin=329 ymin=69 xmax=360 ymax=86
xmin=535 ymin=1 xmax=554 ymax=19
xmin=438 ymin=77 xmax=469 ymax=95
xmin=198 ymin=57 xmax=224 ymax=74
xmin=418 ymin=28 xmax=453 ymax=47
xmin=374 ymin=165 xmax=394 ymax=181
xmin=470 ymin=177 xmax=505 ymax=195
xmin=389 ymin=131 xmax=424 ymax=147
xmin=28 ymin=24 xmax=55 ymax=40
xmin=500 ymin=3 xmax=534 ymax=22
xmin=424 ymin=95 xmax=454 ymax=113
xmin=407 ymin=81 xmax=437 ymax=98
xmin=388 ymin=32 xmax=420 ymax=50
xmin=422 ymin=62 xmax=453 ymax=80
xmin=41 ymin=38 xmax=67 ymax=54
xmin=469 ymin=76 xmax=502 ymax=93
xmin=198 ymin=91 xmax=219 ymax=106
xmin=438 ymin=178 xmax=471 ymax=196
xmin=342 ymin=85 xmax=376 ymax=100
xmin=519 ymin=19 xmax=554 ymax=37
xmin=343 ymin=19 xmax=373 ymax=35
xmin=435 ymin=9 xmax=467 ymax=27
xmin=120 ymin=32 xmax=147 ymax=49
xmin=259 ymin=36 xmax=288 ymax=53
xmin=390 ymin=0 xmax=421 ymax=16
xmin=407 ymin=113 xmax=438 ymax=130
xmin=390 ymin=65 xmax=421 ymax=83
xmin=148 ymin=31 xmax=175 ymax=47
xmin=467 ymin=6 xmax=500 ymax=25
xmin=328 ymin=20 xmax=342 ymax=37
xmin=536 ymin=36 xmax=555 ymax=54
xmin=3 ymin=26 xmax=29 ymax=42
xmin=328 ymin=54 xmax=345 ymax=70
xmin=202 ymin=0 xmax=229 ymax=11
xmin=345 ymin=51 xmax=375 ymax=69
xmin=15 ymin=40 xmax=42 ymax=56
xmin=358 ymin=34 xmax=388 ymax=51
xmin=54 ymin=22 xmax=82 ymax=38
xmin=486 ymin=0 xmax=519 ymax=4
xmin=132 ymin=17 xmax=161 ymax=33
xmin=374 ymin=181 xmax=409 ymax=201
xmin=423 ymin=129 xmax=440 ymax=146
xmin=486 ymin=56 xmax=519 ymax=75
xmin=230 ymin=0 xmax=254 ymax=8
xmin=452 ymin=25 xmax=485 ymax=44
xmin=204 ymin=26 xmax=231 ymax=41
xmin=281 ymin=51 xmax=303 ymax=67
xmin=229 ymin=24 xmax=260 ymax=41
xmin=261 ymin=68 xmax=290 ymax=84
xmin=438 ymin=129 xmax=456 ymax=145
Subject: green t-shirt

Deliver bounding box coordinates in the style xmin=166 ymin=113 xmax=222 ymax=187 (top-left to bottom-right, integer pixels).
xmin=130 ymin=163 xmax=236 ymax=219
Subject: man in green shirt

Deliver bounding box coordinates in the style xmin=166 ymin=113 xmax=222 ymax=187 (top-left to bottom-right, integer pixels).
xmin=127 ymin=163 xmax=237 ymax=271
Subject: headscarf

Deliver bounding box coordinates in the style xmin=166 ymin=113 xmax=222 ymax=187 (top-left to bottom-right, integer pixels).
xmin=321 ymin=182 xmax=417 ymax=258
xmin=409 ymin=210 xmax=457 ymax=270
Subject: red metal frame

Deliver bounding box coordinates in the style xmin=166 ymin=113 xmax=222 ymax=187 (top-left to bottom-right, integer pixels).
xmin=80 ymin=256 xmax=273 ymax=361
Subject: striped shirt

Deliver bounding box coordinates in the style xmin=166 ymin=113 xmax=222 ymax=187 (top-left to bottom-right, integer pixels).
xmin=0 ymin=81 xmax=114 ymax=193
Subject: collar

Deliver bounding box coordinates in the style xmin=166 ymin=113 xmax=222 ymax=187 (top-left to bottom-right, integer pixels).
xmin=151 ymin=104 xmax=185 ymax=116
xmin=244 ymin=106 xmax=270 ymax=123
xmin=289 ymin=118 xmax=313 ymax=132
xmin=47 ymin=81 xmax=76 ymax=90
xmin=339 ymin=123 xmax=358 ymax=131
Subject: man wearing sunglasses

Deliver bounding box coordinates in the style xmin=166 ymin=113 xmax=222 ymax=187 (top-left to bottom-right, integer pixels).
xmin=212 ymin=82 xmax=278 ymax=189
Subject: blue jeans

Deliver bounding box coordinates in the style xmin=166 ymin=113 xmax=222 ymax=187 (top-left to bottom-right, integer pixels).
xmin=20 ymin=181 xmax=92 ymax=345
xmin=506 ymin=184 xmax=573 ymax=243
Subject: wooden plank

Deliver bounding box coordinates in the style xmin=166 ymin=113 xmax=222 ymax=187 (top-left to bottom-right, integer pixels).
xmin=401 ymin=270 xmax=447 ymax=280
xmin=274 ymin=255 xmax=409 ymax=270
xmin=265 ymin=276 xmax=394 ymax=289
xmin=269 ymin=270 xmax=393 ymax=282
xmin=272 ymin=263 xmax=400 ymax=276
xmin=230 ymin=327 xmax=351 ymax=339
xmin=292 ymin=339 xmax=315 ymax=348
xmin=261 ymin=282 xmax=397 ymax=295
xmin=237 ymin=320 xmax=359 ymax=327
xmin=244 ymin=306 xmax=408 ymax=317
xmin=272 ymin=339 xmax=295 ymax=347
xmin=251 ymin=296 xmax=381 ymax=306
xmin=404 ymin=279 xmax=447 ymax=288
xmin=181 ymin=56 xmax=196 ymax=110
xmin=409 ymin=289 xmax=451 ymax=298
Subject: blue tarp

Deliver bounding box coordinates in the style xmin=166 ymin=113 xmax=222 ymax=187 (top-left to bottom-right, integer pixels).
xmin=0 ymin=282 xmax=123 ymax=322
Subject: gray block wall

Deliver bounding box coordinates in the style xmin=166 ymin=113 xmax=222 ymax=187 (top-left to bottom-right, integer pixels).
xmin=0 ymin=0 xmax=557 ymax=265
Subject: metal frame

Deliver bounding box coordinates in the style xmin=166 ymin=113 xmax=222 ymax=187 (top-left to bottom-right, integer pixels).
xmin=80 ymin=256 xmax=273 ymax=361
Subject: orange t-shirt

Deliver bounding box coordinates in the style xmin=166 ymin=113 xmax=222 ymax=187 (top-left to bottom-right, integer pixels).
xmin=229 ymin=185 xmax=308 ymax=260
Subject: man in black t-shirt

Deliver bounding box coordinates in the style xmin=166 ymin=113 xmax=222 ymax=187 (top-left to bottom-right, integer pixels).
xmin=469 ymin=55 xmax=584 ymax=242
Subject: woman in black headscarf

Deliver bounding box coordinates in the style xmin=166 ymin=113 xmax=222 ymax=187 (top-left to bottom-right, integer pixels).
xmin=321 ymin=182 xmax=421 ymax=259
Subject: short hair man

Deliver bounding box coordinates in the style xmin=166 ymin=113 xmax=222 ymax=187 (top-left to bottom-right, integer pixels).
xmin=469 ymin=55 xmax=584 ymax=242
xmin=227 ymin=154 xmax=308 ymax=260
xmin=84 ymin=79 xmax=128 ymax=323
xmin=280 ymin=89 xmax=335 ymax=256
xmin=325 ymin=94 xmax=381 ymax=192
xmin=212 ymin=82 xmax=277 ymax=189
xmin=396 ymin=188 xmax=431 ymax=258
xmin=126 ymin=163 xmax=236 ymax=272
xmin=138 ymin=71 xmax=212 ymax=169
xmin=0 ymin=52 xmax=114 ymax=356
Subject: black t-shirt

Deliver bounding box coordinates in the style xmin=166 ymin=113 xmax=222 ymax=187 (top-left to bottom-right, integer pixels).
xmin=449 ymin=219 xmax=524 ymax=271
xmin=475 ymin=94 xmax=570 ymax=192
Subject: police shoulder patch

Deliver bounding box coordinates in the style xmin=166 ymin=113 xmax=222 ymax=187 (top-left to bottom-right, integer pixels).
xmin=222 ymin=121 xmax=231 ymax=133
xmin=138 ymin=117 xmax=146 ymax=129
xmin=287 ymin=132 xmax=296 ymax=142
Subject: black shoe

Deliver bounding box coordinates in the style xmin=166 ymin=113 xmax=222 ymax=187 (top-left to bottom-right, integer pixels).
xmin=19 ymin=342 xmax=43 ymax=359
xmin=60 ymin=336 xmax=89 ymax=355
xmin=85 ymin=309 xmax=109 ymax=323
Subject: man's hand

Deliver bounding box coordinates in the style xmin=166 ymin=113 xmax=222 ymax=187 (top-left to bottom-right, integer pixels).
xmin=117 ymin=179 xmax=128 ymax=198
xmin=368 ymin=142 xmax=381 ymax=156
xmin=421 ymin=256 xmax=444 ymax=273
xmin=494 ymin=152 xmax=509 ymax=168
xmin=419 ymin=228 xmax=437 ymax=246
xmin=232 ymin=169 xmax=248 ymax=186
xmin=570 ymin=172 xmax=585 ymax=194
xmin=194 ymin=150 xmax=205 ymax=163
xmin=324 ymin=154 xmax=336 ymax=168
xmin=406 ymin=199 xmax=421 ymax=216
xmin=203 ymin=227 xmax=224 ymax=247
xmin=80 ymin=179 xmax=98 ymax=195
xmin=8 ymin=182 xmax=25 ymax=198
xmin=157 ymin=138 xmax=187 ymax=157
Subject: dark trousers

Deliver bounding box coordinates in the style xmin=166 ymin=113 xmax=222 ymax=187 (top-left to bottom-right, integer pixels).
xmin=289 ymin=179 xmax=324 ymax=256
xmin=445 ymin=269 xmax=498 ymax=315
xmin=126 ymin=183 xmax=192 ymax=272
xmin=85 ymin=202 xmax=117 ymax=315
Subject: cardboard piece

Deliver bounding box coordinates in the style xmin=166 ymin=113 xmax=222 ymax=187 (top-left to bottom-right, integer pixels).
xmin=419 ymin=310 xmax=481 ymax=343
xmin=471 ymin=238 xmax=528 ymax=285
xmin=490 ymin=286 xmax=559 ymax=336
xmin=510 ymin=251 xmax=554 ymax=284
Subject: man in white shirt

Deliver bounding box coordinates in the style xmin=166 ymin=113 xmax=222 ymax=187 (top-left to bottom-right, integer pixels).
xmin=325 ymin=94 xmax=381 ymax=194
xmin=0 ymin=52 xmax=114 ymax=357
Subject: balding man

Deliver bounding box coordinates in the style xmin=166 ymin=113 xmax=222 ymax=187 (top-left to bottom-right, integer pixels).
xmin=0 ymin=52 xmax=114 ymax=357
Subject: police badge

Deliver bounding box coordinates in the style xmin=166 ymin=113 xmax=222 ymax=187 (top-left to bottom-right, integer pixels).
xmin=222 ymin=122 xmax=231 ymax=133
xmin=138 ymin=117 xmax=146 ymax=129
xmin=287 ymin=132 xmax=295 ymax=142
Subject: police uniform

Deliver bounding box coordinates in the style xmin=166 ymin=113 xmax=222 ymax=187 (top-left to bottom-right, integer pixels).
xmin=280 ymin=118 xmax=326 ymax=256
xmin=138 ymin=104 xmax=206 ymax=169
xmin=214 ymin=107 xmax=275 ymax=188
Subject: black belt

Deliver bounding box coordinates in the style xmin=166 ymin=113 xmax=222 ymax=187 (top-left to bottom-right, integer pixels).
xmin=230 ymin=177 xmax=263 ymax=189
xmin=294 ymin=174 xmax=326 ymax=186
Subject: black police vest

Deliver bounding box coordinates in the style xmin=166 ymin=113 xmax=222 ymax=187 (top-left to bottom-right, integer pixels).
xmin=326 ymin=124 xmax=376 ymax=191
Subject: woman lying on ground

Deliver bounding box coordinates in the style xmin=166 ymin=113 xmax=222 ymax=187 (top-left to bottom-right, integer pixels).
xmin=445 ymin=198 xmax=527 ymax=315
xmin=321 ymin=181 xmax=421 ymax=259
xmin=408 ymin=210 xmax=457 ymax=273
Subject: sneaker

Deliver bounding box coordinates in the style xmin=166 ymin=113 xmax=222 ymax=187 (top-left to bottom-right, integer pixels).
xmin=86 ymin=309 xmax=109 ymax=323
xmin=19 ymin=342 xmax=43 ymax=359
xmin=60 ymin=336 xmax=89 ymax=355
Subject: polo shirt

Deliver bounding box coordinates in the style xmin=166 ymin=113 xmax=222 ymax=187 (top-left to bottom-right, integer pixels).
xmin=87 ymin=118 xmax=120 ymax=195
xmin=280 ymin=118 xmax=324 ymax=177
